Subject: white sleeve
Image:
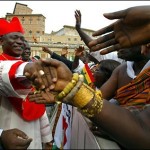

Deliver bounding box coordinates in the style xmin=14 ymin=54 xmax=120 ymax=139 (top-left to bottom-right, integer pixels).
xmin=73 ymin=59 xmax=85 ymax=73
xmin=40 ymin=111 xmax=53 ymax=143
xmin=15 ymin=62 xmax=29 ymax=77
xmin=0 ymin=129 xmax=3 ymax=137
xmin=0 ymin=61 xmax=31 ymax=99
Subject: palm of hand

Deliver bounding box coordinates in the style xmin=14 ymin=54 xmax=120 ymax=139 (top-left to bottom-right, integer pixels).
xmin=112 ymin=6 xmax=150 ymax=48
xmin=75 ymin=49 xmax=84 ymax=57
xmin=42 ymin=47 xmax=50 ymax=53
xmin=114 ymin=19 xmax=150 ymax=48
xmin=61 ymin=49 xmax=68 ymax=55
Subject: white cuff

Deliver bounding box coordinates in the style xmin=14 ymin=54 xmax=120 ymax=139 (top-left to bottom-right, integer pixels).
xmin=15 ymin=62 xmax=31 ymax=78
xmin=0 ymin=129 xmax=3 ymax=137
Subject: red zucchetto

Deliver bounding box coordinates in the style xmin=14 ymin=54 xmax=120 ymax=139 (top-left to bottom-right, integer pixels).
xmin=0 ymin=17 xmax=24 ymax=36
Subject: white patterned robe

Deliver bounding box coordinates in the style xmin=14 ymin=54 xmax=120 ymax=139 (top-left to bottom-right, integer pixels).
xmin=0 ymin=61 xmax=53 ymax=149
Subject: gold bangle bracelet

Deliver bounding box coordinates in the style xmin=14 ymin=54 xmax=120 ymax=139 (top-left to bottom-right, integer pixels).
xmin=63 ymin=75 xmax=84 ymax=104
xmin=57 ymin=73 xmax=79 ymax=100
xmin=81 ymin=92 xmax=103 ymax=118
xmin=72 ymin=83 xmax=95 ymax=108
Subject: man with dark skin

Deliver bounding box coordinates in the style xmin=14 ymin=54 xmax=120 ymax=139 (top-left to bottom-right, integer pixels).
xmin=0 ymin=17 xmax=53 ymax=149
xmin=74 ymin=10 xmax=122 ymax=63
xmin=0 ymin=57 xmax=57 ymax=149
xmin=28 ymin=5 xmax=150 ymax=149
xmin=21 ymin=40 xmax=32 ymax=62
xmin=100 ymin=45 xmax=150 ymax=101
xmin=30 ymin=45 xmax=150 ymax=148
xmin=28 ymin=57 xmax=150 ymax=149
xmin=74 ymin=9 xmax=150 ymax=108
xmin=42 ymin=46 xmax=98 ymax=72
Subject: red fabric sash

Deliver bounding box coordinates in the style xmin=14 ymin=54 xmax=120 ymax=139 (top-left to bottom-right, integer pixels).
xmin=0 ymin=53 xmax=45 ymax=121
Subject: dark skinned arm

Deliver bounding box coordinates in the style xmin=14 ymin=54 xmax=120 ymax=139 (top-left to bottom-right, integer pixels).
xmin=75 ymin=10 xmax=93 ymax=51
xmin=100 ymin=65 xmax=120 ymax=100
xmin=28 ymin=58 xmax=150 ymax=149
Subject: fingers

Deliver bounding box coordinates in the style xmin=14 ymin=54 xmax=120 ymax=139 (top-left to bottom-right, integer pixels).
xmin=28 ymin=93 xmax=42 ymax=102
xmin=90 ymin=39 xmax=118 ymax=52
xmin=100 ymin=43 xmax=121 ymax=55
xmin=15 ymin=129 xmax=29 ymax=139
xmin=92 ymin=23 xmax=114 ymax=37
xmin=16 ymin=138 xmax=32 ymax=149
xmin=75 ymin=9 xmax=81 ymax=17
xmin=29 ymin=90 xmax=56 ymax=104
xmin=77 ymin=9 xmax=81 ymax=16
xmin=42 ymin=66 xmax=53 ymax=89
xmin=14 ymin=129 xmax=32 ymax=149
xmin=41 ymin=59 xmax=58 ymax=89
xmin=103 ymin=9 xmax=126 ymax=19
xmin=41 ymin=58 xmax=60 ymax=68
xmin=89 ymin=32 xmax=116 ymax=51
xmin=24 ymin=63 xmax=46 ymax=90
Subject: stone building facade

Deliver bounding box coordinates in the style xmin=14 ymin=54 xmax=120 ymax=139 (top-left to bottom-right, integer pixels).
xmin=2 ymin=2 xmax=95 ymax=60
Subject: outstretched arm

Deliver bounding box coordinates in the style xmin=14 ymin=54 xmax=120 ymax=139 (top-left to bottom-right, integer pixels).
xmin=75 ymin=10 xmax=93 ymax=51
xmin=72 ymin=46 xmax=85 ymax=71
xmin=29 ymin=58 xmax=150 ymax=148
xmin=42 ymin=46 xmax=73 ymax=70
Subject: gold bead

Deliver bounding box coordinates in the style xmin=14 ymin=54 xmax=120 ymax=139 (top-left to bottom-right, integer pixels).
xmin=72 ymin=73 xmax=79 ymax=82
xmin=56 ymin=100 xmax=62 ymax=105
xmin=71 ymin=79 xmax=76 ymax=85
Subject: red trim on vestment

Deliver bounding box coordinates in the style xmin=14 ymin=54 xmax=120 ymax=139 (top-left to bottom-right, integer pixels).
xmin=0 ymin=53 xmax=45 ymax=121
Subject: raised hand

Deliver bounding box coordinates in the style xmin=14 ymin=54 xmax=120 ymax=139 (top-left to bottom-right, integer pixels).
xmin=88 ymin=6 xmax=150 ymax=55
xmin=42 ymin=46 xmax=53 ymax=56
xmin=75 ymin=10 xmax=81 ymax=29
xmin=74 ymin=46 xmax=85 ymax=57
xmin=1 ymin=128 xmax=32 ymax=149
xmin=61 ymin=47 xmax=68 ymax=57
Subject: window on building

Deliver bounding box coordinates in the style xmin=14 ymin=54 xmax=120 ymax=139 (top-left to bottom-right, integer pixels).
xmin=68 ymin=38 xmax=71 ymax=41
xmin=36 ymin=31 xmax=40 ymax=36
xmin=29 ymin=30 xmax=32 ymax=36
xmin=21 ymin=17 xmax=25 ymax=24
xmin=74 ymin=38 xmax=77 ymax=41
xmin=29 ymin=18 xmax=32 ymax=24
xmin=21 ymin=18 xmax=25 ymax=21
xmin=37 ymin=17 xmax=41 ymax=21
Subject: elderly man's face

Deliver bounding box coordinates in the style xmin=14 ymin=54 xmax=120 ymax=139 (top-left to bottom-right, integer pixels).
xmin=1 ymin=32 xmax=25 ymax=57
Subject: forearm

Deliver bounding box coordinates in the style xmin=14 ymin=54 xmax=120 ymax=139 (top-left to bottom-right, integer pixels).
xmin=76 ymin=28 xmax=93 ymax=50
xmin=90 ymin=100 xmax=150 ymax=148
xmin=59 ymin=77 xmax=150 ymax=149
xmin=72 ymin=56 xmax=80 ymax=70
xmin=52 ymin=53 xmax=73 ymax=70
